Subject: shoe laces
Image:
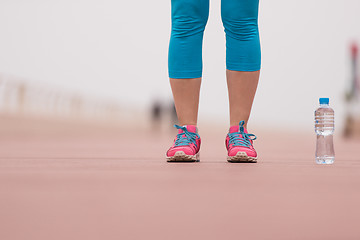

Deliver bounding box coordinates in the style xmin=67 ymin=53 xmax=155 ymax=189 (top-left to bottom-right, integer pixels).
xmin=174 ymin=125 xmax=199 ymax=147
xmin=228 ymin=121 xmax=257 ymax=147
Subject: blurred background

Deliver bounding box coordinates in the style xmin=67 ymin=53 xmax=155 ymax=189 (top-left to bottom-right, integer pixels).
xmin=0 ymin=0 xmax=359 ymax=134
xmin=2 ymin=2 xmax=360 ymax=240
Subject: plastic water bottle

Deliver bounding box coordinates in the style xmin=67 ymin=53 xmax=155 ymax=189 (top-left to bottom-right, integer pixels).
xmin=314 ymin=98 xmax=335 ymax=164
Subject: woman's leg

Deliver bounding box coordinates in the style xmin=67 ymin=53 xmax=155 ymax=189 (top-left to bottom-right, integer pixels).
xmin=168 ymin=0 xmax=209 ymax=126
xmin=221 ymin=0 xmax=261 ymax=128
xmin=166 ymin=0 xmax=209 ymax=162
xmin=227 ymin=70 xmax=259 ymax=127
xmin=170 ymin=78 xmax=201 ymax=126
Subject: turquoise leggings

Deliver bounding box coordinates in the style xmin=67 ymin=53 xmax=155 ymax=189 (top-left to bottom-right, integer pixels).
xmin=169 ymin=0 xmax=261 ymax=79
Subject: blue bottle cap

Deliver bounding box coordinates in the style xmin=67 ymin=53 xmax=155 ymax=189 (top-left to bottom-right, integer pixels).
xmin=319 ymin=98 xmax=329 ymax=105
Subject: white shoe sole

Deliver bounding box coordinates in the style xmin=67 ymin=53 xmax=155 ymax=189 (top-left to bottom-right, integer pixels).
xmin=227 ymin=151 xmax=257 ymax=163
xmin=166 ymin=151 xmax=200 ymax=162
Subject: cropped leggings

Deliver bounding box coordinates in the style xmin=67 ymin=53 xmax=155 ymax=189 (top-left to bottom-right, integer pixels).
xmin=169 ymin=0 xmax=261 ymax=79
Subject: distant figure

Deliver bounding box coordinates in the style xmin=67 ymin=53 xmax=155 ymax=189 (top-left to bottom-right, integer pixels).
xmin=17 ymin=83 xmax=26 ymax=113
xmin=344 ymin=116 xmax=354 ymax=138
xmin=344 ymin=42 xmax=360 ymax=138
xmin=170 ymin=101 xmax=178 ymax=126
xmin=151 ymin=100 xmax=162 ymax=130
xmin=346 ymin=43 xmax=359 ymax=101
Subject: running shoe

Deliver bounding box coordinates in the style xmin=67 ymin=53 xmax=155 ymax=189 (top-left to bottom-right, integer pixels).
xmin=166 ymin=125 xmax=201 ymax=162
xmin=225 ymin=120 xmax=257 ymax=162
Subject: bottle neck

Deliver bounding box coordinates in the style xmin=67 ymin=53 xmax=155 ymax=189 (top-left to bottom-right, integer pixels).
xmin=319 ymin=104 xmax=329 ymax=107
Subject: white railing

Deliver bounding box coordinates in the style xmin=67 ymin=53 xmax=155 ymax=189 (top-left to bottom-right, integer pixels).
xmin=0 ymin=73 xmax=130 ymax=124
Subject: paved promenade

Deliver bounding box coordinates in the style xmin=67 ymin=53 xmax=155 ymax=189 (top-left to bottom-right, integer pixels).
xmin=0 ymin=114 xmax=359 ymax=240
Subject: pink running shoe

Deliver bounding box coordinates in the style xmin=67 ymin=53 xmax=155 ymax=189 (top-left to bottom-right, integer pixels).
xmin=166 ymin=125 xmax=201 ymax=162
xmin=225 ymin=121 xmax=257 ymax=163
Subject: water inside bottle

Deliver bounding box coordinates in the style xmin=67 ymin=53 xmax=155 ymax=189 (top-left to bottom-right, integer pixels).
xmin=316 ymin=156 xmax=335 ymax=164
xmin=315 ymin=105 xmax=334 ymax=136
xmin=315 ymin=102 xmax=335 ymax=164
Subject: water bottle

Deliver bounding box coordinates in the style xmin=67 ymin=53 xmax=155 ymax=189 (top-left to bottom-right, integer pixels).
xmin=314 ymin=98 xmax=335 ymax=164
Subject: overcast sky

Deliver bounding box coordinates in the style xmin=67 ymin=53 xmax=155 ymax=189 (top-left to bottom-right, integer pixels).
xmin=0 ymin=0 xmax=359 ymax=131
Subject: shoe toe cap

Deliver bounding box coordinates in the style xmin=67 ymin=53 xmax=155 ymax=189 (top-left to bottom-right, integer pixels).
xmin=167 ymin=146 xmax=195 ymax=157
xmin=228 ymin=146 xmax=257 ymax=157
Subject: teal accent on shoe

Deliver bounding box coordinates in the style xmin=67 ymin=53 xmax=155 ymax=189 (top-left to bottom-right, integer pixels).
xmin=228 ymin=121 xmax=257 ymax=147
xmin=174 ymin=125 xmax=199 ymax=147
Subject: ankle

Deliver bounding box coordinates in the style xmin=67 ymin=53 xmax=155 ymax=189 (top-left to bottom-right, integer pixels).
xmin=230 ymin=123 xmax=247 ymax=129
xmin=179 ymin=122 xmax=197 ymax=127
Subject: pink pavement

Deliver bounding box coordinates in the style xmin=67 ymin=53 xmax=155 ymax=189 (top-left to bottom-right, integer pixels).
xmin=1 ymin=114 xmax=360 ymax=240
